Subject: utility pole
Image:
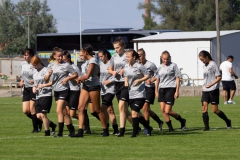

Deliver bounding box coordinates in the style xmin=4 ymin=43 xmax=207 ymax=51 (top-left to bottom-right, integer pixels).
xmin=22 ymin=12 xmax=35 ymax=48
xmin=215 ymin=0 xmax=221 ymax=66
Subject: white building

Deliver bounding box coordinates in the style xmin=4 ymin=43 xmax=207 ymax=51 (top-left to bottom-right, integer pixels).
xmin=133 ymin=30 xmax=240 ymax=85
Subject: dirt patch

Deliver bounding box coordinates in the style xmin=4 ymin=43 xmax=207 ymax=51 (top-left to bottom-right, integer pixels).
xmin=0 ymin=88 xmax=22 ymax=97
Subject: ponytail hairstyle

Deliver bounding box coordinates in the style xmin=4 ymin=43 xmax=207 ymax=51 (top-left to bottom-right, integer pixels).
xmin=31 ymin=56 xmax=45 ymax=66
xmin=22 ymin=48 xmax=35 ymax=57
xmin=48 ymin=47 xmax=63 ymax=62
xmin=63 ymin=51 xmax=73 ymax=64
xmin=98 ymin=49 xmax=112 ymax=60
xmin=126 ymin=49 xmax=139 ymax=60
xmin=198 ymin=50 xmax=213 ymax=61
xmin=82 ymin=44 xmax=94 ymax=56
xmin=112 ymin=37 xmax=126 ymax=48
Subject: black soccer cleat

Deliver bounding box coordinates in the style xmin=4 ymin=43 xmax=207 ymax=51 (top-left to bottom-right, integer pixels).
xmin=181 ymin=119 xmax=186 ymax=130
xmin=158 ymin=120 xmax=164 ymax=131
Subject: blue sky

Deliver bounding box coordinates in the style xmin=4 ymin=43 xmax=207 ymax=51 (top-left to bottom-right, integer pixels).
xmin=12 ymin=0 xmax=145 ymax=33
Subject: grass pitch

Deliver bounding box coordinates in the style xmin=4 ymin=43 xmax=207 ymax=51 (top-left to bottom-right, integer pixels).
xmin=0 ymin=96 xmax=239 ymax=160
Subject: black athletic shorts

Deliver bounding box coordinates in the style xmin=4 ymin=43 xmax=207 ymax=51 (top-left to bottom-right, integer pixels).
xmin=129 ymin=98 xmax=145 ymax=112
xmin=82 ymin=84 xmax=101 ymax=92
xmin=101 ymin=93 xmax=115 ymax=106
xmin=222 ymin=80 xmax=236 ymax=90
xmin=22 ymin=87 xmax=36 ymax=102
xmin=35 ymin=96 xmax=52 ymax=114
xmin=201 ymin=88 xmax=219 ymax=105
xmin=54 ymin=89 xmax=70 ymax=101
xmin=145 ymin=86 xmax=155 ymax=104
xmin=67 ymin=90 xmax=80 ymax=110
xmin=158 ymin=88 xmax=176 ymax=106
xmin=115 ymin=82 xmax=129 ymax=102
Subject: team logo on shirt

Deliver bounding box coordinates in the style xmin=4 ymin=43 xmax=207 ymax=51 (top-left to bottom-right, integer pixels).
xmin=134 ymin=104 xmax=139 ymax=107
xmin=167 ymin=67 xmax=173 ymax=72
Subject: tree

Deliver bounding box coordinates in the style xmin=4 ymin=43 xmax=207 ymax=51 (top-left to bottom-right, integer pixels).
xmin=0 ymin=0 xmax=57 ymax=54
xmin=138 ymin=0 xmax=240 ymax=31
xmin=138 ymin=1 xmax=158 ymax=30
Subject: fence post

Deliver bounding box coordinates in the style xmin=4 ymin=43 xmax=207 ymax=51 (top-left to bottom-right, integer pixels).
xmin=10 ymin=82 xmax=13 ymax=97
xmin=192 ymin=79 xmax=195 ymax=97
xmin=236 ymin=79 xmax=238 ymax=96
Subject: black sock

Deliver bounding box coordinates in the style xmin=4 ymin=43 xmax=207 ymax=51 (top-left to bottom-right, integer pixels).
xmin=112 ymin=124 xmax=119 ymax=133
xmin=151 ymin=114 xmax=162 ymax=124
xmin=102 ymin=128 xmax=109 ymax=136
xmin=107 ymin=123 xmax=109 ymax=128
xmin=26 ymin=113 xmax=32 ymax=119
xmin=132 ymin=117 xmax=139 ymax=137
xmin=31 ymin=114 xmax=38 ymax=131
xmin=119 ymin=127 xmax=125 ymax=135
xmin=139 ymin=116 xmax=150 ymax=128
xmin=175 ymin=115 xmax=184 ymax=122
xmin=91 ymin=111 xmax=100 ymax=121
xmin=49 ymin=121 xmax=56 ymax=132
xmin=58 ymin=122 xmax=64 ymax=136
xmin=45 ymin=130 xmax=50 ymax=136
xmin=77 ymin=129 xmax=83 ymax=135
xmin=166 ymin=120 xmax=174 ymax=131
xmin=37 ymin=118 xmax=42 ymax=130
xmin=66 ymin=123 xmax=75 ymax=135
xmin=217 ymin=111 xmax=230 ymax=126
xmin=84 ymin=110 xmax=90 ymax=130
xmin=202 ymin=112 xmax=209 ymax=129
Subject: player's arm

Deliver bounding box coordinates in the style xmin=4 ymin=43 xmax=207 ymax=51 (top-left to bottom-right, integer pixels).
xmin=108 ymin=66 xmax=117 ymax=77
xmin=229 ymin=67 xmax=238 ymax=79
xmin=155 ymin=78 xmax=160 ymax=98
xmin=175 ymin=76 xmax=180 ymax=99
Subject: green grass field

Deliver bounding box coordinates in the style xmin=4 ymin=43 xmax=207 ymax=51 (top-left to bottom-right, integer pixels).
xmin=0 ymin=96 xmax=239 ymax=160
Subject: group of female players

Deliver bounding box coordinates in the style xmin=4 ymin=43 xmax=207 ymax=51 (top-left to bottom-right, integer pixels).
xmin=20 ymin=37 xmax=231 ymax=138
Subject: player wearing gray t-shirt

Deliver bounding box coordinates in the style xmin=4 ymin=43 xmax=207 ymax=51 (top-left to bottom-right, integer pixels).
xmin=99 ymin=49 xmax=119 ymax=135
xmin=124 ymin=49 xmax=153 ymax=137
xmin=20 ymin=49 xmax=40 ymax=133
xmin=32 ymin=59 xmax=57 ymax=136
xmin=82 ymin=57 xmax=100 ymax=87
xmin=62 ymin=52 xmax=81 ymax=123
xmin=100 ymin=61 xmax=115 ymax=95
xmin=33 ymin=67 xmax=52 ymax=99
xmin=72 ymin=44 xmax=108 ymax=138
xmin=107 ymin=38 xmax=133 ymax=137
xmin=51 ymin=62 xmax=77 ymax=92
xmin=46 ymin=48 xmax=77 ymax=137
xmin=155 ymin=51 xmax=186 ymax=132
xmin=137 ymin=48 xmax=164 ymax=133
xmin=198 ymin=50 xmax=231 ymax=131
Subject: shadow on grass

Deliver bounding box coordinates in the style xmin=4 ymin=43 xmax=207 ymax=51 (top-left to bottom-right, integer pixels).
xmin=63 ymin=125 xmax=240 ymax=137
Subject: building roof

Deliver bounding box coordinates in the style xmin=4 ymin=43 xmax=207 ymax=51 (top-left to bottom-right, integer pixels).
xmin=133 ymin=30 xmax=240 ymax=42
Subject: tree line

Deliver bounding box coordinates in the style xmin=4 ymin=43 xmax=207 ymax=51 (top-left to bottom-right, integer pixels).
xmin=138 ymin=0 xmax=240 ymax=31
xmin=0 ymin=0 xmax=57 ymax=54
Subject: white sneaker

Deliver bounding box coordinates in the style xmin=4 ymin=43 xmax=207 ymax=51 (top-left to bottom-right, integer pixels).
xmin=228 ymin=100 xmax=236 ymax=104
xmin=224 ymin=101 xmax=228 ymax=105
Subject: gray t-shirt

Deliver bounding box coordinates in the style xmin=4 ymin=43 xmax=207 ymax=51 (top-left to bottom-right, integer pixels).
xmin=124 ymin=62 xmax=149 ymax=99
xmin=109 ymin=53 xmax=128 ymax=82
xmin=51 ymin=62 xmax=76 ymax=91
xmin=21 ymin=61 xmax=34 ymax=88
xmin=202 ymin=61 xmax=221 ymax=91
xmin=143 ymin=60 xmax=157 ymax=88
xmin=33 ymin=67 xmax=52 ymax=99
xmin=100 ymin=61 xmax=115 ymax=95
xmin=68 ymin=63 xmax=81 ymax=91
xmin=156 ymin=62 xmax=181 ymax=88
xmin=83 ymin=57 xmax=100 ymax=87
